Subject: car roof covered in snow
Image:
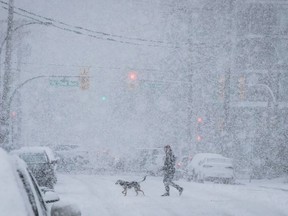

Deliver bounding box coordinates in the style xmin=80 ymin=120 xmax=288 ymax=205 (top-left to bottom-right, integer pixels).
xmin=190 ymin=153 xmax=232 ymax=165
xmin=0 ymin=148 xmax=33 ymax=216
xmin=11 ymin=146 xmax=56 ymax=162
xmin=194 ymin=153 xmax=226 ymax=159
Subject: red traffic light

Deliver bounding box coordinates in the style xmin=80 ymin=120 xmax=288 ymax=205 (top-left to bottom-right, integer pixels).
xmin=197 ymin=117 xmax=203 ymax=123
xmin=11 ymin=111 xmax=17 ymax=118
xmin=197 ymin=135 xmax=202 ymax=141
xmin=128 ymin=71 xmax=137 ymax=81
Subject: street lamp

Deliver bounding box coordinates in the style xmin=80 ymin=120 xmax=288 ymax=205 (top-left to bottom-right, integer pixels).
xmin=247 ymin=80 xmax=277 ymax=182
xmin=250 ymin=84 xmax=276 ymax=104
xmin=0 ymin=21 xmax=52 ymax=149
xmin=0 ymin=21 xmax=52 ymax=98
xmin=0 ymin=21 xmax=52 ymax=56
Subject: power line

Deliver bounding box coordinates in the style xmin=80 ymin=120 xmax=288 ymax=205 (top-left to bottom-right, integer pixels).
xmin=0 ymin=5 xmax=147 ymax=47
xmin=16 ymin=5 xmax=167 ymax=44
xmin=0 ymin=1 xmax=177 ymax=48
xmin=0 ymin=1 xmax=224 ymax=49
xmin=7 ymin=61 xmax=162 ymax=72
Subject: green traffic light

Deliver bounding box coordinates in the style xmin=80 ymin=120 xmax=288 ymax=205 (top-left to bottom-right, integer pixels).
xmin=101 ymin=96 xmax=107 ymax=101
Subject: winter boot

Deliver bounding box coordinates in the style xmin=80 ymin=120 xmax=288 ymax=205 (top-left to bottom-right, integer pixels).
xmin=161 ymin=192 xmax=170 ymax=196
xmin=162 ymin=185 xmax=170 ymax=196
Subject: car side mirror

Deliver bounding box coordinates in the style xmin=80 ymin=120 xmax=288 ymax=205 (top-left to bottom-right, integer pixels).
xmin=51 ymin=202 xmax=81 ymax=216
xmin=42 ymin=190 xmax=60 ymax=203
xmin=51 ymin=158 xmax=58 ymax=165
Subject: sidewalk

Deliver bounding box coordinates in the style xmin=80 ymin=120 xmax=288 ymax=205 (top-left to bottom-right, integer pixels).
xmin=238 ymin=177 xmax=288 ymax=192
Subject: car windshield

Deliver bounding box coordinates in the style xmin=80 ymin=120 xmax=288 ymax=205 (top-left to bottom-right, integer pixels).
xmin=19 ymin=153 xmax=48 ymax=164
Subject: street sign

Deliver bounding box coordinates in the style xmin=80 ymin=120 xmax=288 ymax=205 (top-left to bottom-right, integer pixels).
xmin=49 ymin=77 xmax=79 ymax=87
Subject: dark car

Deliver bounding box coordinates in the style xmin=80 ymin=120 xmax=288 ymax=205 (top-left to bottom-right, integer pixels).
xmin=11 ymin=146 xmax=58 ymax=188
xmin=0 ymin=147 xmax=81 ymax=216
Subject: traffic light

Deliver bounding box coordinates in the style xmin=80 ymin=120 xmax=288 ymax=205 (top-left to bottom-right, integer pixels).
xmin=239 ymin=76 xmax=245 ymax=100
xmin=80 ymin=69 xmax=89 ymax=90
xmin=218 ymin=75 xmax=225 ymax=100
xmin=128 ymin=71 xmax=137 ymax=81
xmin=196 ymin=117 xmax=203 ymax=142
xmin=11 ymin=111 xmax=17 ymax=118
xmin=127 ymin=71 xmax=138 ymax=89
xmin=218 ymin=118 xmax=224 ymax=132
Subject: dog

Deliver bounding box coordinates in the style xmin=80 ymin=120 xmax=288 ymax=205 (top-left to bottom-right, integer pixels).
xmin=115 ymin=176 xmax=147 ymax=196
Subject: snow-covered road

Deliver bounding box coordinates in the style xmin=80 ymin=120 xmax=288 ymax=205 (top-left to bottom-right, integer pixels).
xmin=55 ymin=174 xmax=288 ymax=216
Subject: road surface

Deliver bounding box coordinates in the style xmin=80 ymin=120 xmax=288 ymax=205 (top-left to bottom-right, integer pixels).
xmin=55 ymin=173 xmax=288 ymax=216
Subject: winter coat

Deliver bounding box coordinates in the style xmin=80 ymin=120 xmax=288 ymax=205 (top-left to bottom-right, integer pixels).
xmin=163 ymin=150 xmax=176 ymax=175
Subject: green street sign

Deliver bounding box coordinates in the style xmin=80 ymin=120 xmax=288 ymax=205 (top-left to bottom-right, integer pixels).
xmin=49 ymin=77 xmax=79 ymax=87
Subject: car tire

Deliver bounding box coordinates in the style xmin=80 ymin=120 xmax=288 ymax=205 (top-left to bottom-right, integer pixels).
xmin=52 ymin=175 xmax=57 ymax=184
xmin=198 ymin=173 xmax=204 ymax=183
xmin=224 ymin=178 xmax=234 ymax=184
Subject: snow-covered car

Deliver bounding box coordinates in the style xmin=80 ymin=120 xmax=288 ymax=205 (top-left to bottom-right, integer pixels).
xmin=186 ymin=153 xmax=235 ymax=184
xmin=174 ymin=156 xmax=193 ymax=180
xmin=0 ymin=148 xmax=81 ymax=216
xmin=55 ymin=148 xmax=90 ymax=173
xmin=11 ymin=146 xmax=58 ymax=188
xmin=176 ymin=156 xmax=192 ymax=170
xmin=135 ymin=148 xmax=164 ymax=175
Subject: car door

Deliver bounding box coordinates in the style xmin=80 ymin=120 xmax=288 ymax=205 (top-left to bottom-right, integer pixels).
xmin=16 ymin=161 xmax=49 ymax=216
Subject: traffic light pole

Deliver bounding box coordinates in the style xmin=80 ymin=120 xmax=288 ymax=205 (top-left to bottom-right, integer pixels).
xmin=1 ymin=0 xmax=14 ymax=120
xmin=0 ymin=75 xmax=86 ymax=150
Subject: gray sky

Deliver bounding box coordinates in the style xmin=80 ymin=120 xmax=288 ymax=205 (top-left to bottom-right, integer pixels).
xmin=0 ymin=0 xmax=174 ymax=154
xmin=15 ymin=0 xmax=167 ymax=73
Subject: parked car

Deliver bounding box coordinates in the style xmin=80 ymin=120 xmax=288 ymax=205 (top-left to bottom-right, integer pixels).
xmin=136 ymin=148 xmax=164 ymax=175
xmin=186 ymin=153 xmax=235 ymax=184
xmin=176 ymin=156 xmax=192 ymax=170
xmin=11 ymin=146 xmax=58 ymax=188
xmin=0 ymin=147 xmax=81 ymax=216
xmin=174 ymin=156 xmax=193 ymax=180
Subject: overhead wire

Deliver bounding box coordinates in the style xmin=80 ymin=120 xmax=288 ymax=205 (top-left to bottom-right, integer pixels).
xmin=0 ymin=5 xmax=147 ymax=46
xmin=0 ymin=1 xmax=223 ymax=49
xmin=7 ymin=61 xmax=163 ymax=72
xmin=0 ymin=1 xmax=179 ymax=48
xmin=16 ymin=4 xmax=167 ymax=44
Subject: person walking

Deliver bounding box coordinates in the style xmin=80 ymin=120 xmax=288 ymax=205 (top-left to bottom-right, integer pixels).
xmin=161 ymin=145 xmax=183 ymax=196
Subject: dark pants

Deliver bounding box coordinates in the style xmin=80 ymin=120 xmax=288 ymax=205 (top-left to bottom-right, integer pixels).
xmin=163 ymin=173 xmax=182 ymax=193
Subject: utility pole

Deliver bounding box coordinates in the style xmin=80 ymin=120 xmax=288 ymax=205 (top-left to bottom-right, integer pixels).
xmin=0 ymin=0 xmax=14 ymax=148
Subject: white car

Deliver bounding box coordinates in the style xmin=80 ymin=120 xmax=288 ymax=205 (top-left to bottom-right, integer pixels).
xmin=0 ymin=147 xmax=81 ymax=216
xmin=186 ymin=153 xmax=235 ymax=184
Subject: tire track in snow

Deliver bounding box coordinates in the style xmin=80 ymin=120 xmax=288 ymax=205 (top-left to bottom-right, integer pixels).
xmin=69 ymin=175 xmax=181 ymax=216
xmin=56 ymin=174 xmax=288 ymax=216
xmin=67 ymin=175 xmax=120 ymax=216
xmin=187 ymin=181 xmax=288 ymax=216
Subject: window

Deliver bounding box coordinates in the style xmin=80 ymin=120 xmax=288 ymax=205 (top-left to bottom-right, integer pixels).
xmin=17 ymin=170 xmax=39 ymax=216
xmin=29 ymin=172 xmax=48 ymax=216
xmin=19 ymin=153 xmax=49 ymax=164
